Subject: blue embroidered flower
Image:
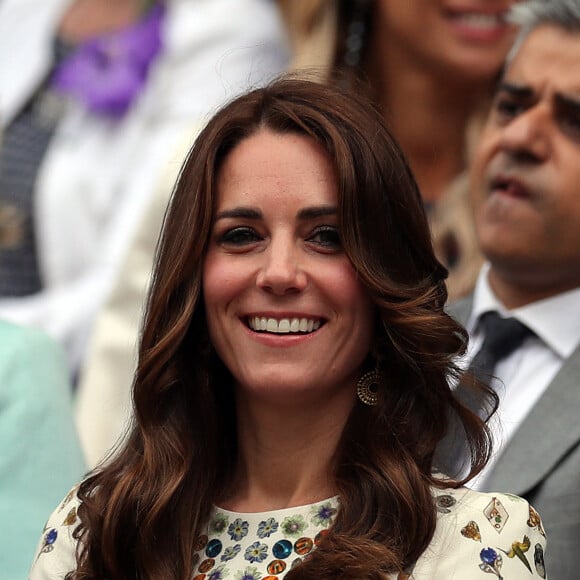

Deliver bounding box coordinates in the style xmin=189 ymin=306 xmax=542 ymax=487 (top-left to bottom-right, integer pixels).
xmin=210 ymin=513 xmax=229 ymax=534
xmin=479 ymin=547 xmax=503 ymax=576
xmin=235 ymin=565 xmax=263 ymax=580
xmin=244 ymin=541 xmax=268 ymax=564
xmin=257 ymin=517 xmax=279 ymax=538
xmin=281 ymin=515 xmax=307 ymax=537
xmin=221 ymin=544 xmax=241 ymax=562
xmin=228 ymin=518 xmax=249 ymax=541
xmin=207 ymin=564 xmax=229 ymax=580
xmin=480 ymin=547 xmax=499 ymax=565
xmin=40 ymin=528 xmax=58 ymax=553
xmin=310 ymin=502 xmax=338 ymax=526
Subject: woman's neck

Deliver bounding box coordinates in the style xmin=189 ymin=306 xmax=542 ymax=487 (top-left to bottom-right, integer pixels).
xmin=221 ymin=392 xmax=353 ymax=513
xmin=58 ymin=0 xmax=145 ymax=43
xmin=365 ymin=34 xmax=488 ymax=203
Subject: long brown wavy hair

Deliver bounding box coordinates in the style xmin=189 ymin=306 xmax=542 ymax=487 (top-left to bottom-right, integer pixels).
xmin=71 ymin=78 xmax=494 ymax=579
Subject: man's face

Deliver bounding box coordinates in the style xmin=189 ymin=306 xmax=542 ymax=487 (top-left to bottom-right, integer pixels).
xmin=470 ymin=25 xmax=580 ymax=305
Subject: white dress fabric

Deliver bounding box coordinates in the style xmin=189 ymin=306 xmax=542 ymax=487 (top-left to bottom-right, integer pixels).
xmin=29 ymin=485 xmax=548 ymax=579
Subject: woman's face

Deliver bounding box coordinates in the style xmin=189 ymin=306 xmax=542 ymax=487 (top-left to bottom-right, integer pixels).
xmin=375 ymin=0 xmax=520 ymax=80
xmin=203 ymin=129 xmax=374 ymax=404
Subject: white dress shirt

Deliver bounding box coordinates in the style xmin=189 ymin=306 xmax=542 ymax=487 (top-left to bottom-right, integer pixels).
xmin=461 ymin=264 xmax=580 ymax=489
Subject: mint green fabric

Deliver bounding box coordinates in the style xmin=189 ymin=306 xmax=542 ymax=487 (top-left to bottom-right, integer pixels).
xmin=0 ymin=321 xmax=85 ymax=579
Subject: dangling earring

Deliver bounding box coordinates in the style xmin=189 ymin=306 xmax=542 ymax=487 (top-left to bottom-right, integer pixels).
xmin=357 ymin=370 xmax=381 ymax=406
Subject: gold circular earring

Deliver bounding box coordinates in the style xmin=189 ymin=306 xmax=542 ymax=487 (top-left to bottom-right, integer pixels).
xmin=356 ymin=370 xmax=381 ymax=406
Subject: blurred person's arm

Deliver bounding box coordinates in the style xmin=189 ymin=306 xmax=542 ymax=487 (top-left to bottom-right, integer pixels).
xmin=0 ymin=321 xmax=85 ymax=580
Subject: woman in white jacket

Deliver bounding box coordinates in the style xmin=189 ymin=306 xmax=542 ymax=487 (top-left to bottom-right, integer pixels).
xmin=0 ymin=0 xmax=289 ymax=373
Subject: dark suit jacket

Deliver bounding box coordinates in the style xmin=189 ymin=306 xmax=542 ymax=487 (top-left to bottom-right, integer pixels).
xmin=448 ymin=295 xmax=580 ymax=580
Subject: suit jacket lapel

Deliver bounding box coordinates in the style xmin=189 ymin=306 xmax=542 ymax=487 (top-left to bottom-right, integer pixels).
xmin=447 ymin=292 xmax=580 ymax=495
xmin=483 ymin=342 xmax=580 ymax=495
xmin=435 ymin=295 xmax=478 ymax=478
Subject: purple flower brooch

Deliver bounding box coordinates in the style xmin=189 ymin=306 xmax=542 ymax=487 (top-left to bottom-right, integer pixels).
xmin=52 ymin=3 xmax=165 ymax=118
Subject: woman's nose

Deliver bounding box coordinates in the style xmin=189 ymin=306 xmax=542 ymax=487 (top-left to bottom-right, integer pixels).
xmin=256 ymin=240 xmax=307 ymax=295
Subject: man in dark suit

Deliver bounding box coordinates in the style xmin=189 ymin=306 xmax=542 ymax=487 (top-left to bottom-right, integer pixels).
xmin=445 ymin=1 xmax=580 ymax=578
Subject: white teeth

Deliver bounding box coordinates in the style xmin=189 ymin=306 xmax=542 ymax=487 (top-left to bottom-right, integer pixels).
xmin=248 ymin=317 xmax=322 ymax=334
xmin=455 ymin=13 xmax=503 ymax=29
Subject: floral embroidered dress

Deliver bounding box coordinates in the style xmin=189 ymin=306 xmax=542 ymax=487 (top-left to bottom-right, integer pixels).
xmin=29 ymin=486 xmax=548 ymax=579
xmin=190 ymin=500 xmax=338 ymax=579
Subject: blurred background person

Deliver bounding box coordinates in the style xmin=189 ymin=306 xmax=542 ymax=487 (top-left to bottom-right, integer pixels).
xmin=438 ymin=1 xmax=580 ymax=576
xmin=72 ymin=0 xmax=290 ymax=466
xmin=0 ymin=318 xmax=85 ymax=580
xmin=0 ymin=0 xmax=289 ymax=377
xmin=278 ymin=0 xmax=521 ymax=300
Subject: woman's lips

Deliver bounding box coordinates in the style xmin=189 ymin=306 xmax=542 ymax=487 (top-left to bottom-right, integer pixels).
xmin=445 ymin=9 xmax=510 ymax=42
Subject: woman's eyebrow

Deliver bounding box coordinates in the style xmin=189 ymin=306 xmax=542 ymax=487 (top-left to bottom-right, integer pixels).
xmin=214 ymin=207 xmax=262 ymax=221
xmin=297 ymin=205 xmax=337 ymax=220
xmin=214 ymin=205 xmax=337 ymax=221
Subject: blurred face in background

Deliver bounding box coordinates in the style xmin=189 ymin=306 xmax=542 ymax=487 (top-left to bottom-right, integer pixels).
xmin=470 ymin=25 xmax=580 ymax=301
xmin=375 ymin=0 xmax=520 ymax=81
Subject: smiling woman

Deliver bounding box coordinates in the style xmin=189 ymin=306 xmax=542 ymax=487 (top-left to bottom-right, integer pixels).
xmin=29 ymin=79 xmax=547 ymax=580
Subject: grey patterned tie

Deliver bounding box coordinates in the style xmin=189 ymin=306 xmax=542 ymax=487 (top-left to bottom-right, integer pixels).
xmin=469 ymin=311 xmax=534 ymax=384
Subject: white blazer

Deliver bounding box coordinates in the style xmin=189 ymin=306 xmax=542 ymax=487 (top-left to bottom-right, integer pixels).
xmin=0 ymin=0 xmax=289 ymax=370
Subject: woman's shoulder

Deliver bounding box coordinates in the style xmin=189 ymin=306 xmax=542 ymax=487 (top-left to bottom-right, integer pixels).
xmin=434 ymin=485 xmax=545 ymax=528
xmin=28 ymin=485 xmax=82 ymax=580
xmin=411 ymin=486 xmax=547 ymax=579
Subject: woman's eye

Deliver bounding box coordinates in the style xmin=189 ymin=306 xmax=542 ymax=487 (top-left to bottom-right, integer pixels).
xmin=219 ymin=226 xmax=261 ymax=246
xmin=307 ymin=226 xmax=342 ymax=250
